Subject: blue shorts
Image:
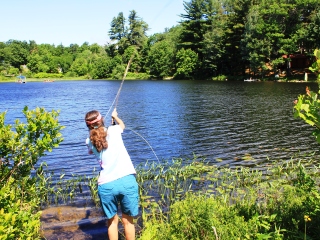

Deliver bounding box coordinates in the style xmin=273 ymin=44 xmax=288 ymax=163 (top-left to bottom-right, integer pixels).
xmin=98 ymin=174 xmax=139 ymax=219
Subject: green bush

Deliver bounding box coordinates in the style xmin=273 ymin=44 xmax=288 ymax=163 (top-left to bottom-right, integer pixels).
xmin=294 ymin=49 xmax=320 ymax=142
xmin=126 ymin=72 xmax=150 ymax=80
xmin=32 ymin=72 xmax=64 ymax=79
xmin=140 ymin=193 xmax=284 ymax=240
xmin=64 ymin=71 xmax=77 ymax=77
xmin=37 ymin=155 xmax=320 ymax=239
xmin=212 ymin=74 xmax=227 ymax=81
xmin=0 ymin=107 xmax=64 ymax=239
xmin=309 ymin=49 xmax=320 ymax=81
xmin=137 ymin=159 xmax=320 ymax=240
xmin=8 ymin=67 xmax=19 ymax=75
xmin=0 ymin=177 xmax=42 ymax=240
xmin=111 ymin=64 xmax=126 ymax=80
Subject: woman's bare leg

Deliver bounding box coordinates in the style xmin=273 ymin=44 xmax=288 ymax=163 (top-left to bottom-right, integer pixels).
xmin=122 ymin=213 xmax=135 ymax=240
xmin=107 ymin=214 xmax=119 ymax=240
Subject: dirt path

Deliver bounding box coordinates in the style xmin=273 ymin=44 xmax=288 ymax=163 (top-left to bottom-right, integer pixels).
xmin=40 ymin=205 xmax=142 ymax=240
xmin=40 ymin=205 xmax=109 ymax=239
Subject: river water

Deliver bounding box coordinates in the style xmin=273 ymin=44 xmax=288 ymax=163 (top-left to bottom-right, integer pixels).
xmin=1 ymin=80 xmax=319 ymax=178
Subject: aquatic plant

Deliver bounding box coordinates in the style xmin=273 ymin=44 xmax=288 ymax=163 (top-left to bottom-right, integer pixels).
xmin=138 ymin=158 xmax=320 ymax=239
xmin=39 ymin=152 xmax=320 ymax=239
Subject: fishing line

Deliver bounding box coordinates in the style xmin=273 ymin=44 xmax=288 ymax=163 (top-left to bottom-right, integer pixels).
xmin=126 ymin=127 xmax=160 ymax=164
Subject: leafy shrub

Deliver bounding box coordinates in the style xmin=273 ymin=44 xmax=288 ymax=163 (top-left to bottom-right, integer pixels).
xmin=0 ymin=107 xmax=64 ymax=239
xmin=111 ymin=64 xmax=126 ymax=80
xmin=126 ymin=72 xmax=150 ymax=80
xmin=8 ymin=67 xmax=19 ymax=75
xmin=309 ymin=49 xmax=320 ymax=81
xmin=0 ymin=177 xmax=42 ymax=240
xmin=137 ymin=159 xmax=320 ymax=240
xmin=212 ymin=74 xmax=227 ymax=81
xmin=65 ymin=71 xmax=77 ymax=77
xmin=33 ymin=72 xmax=64 ymax=78
xmin=36 ymin=156 xmax=320 ymax=239
xmin=174 ymin=48 xmax=198 ymax=80
xmin=140 ymin=193 xmax=284 ymax=240
xmin=294 ymin=49 xmax=320 ymax=142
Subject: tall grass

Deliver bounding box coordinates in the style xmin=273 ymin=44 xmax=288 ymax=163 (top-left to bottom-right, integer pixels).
xmin=136 ymin=156 xmax=320 ymax=239
xmin=39 ymin=155 xmax=320 ymax=239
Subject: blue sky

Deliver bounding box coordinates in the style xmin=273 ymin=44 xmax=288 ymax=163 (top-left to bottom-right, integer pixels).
xmin=1 ymin=0 xmax=185 ymax=46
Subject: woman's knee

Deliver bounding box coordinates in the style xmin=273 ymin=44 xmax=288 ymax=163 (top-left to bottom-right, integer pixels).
xmin=122 ymin=213 xmax=134 ymax=225
xmin=108 ymin=214 xmax=119 ymax=227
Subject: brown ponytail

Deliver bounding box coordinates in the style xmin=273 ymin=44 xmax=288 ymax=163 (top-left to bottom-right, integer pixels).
xmin=89 ymin=127 xmax=108 ymax=152
xmin=85 ymin=110 xmax=108 ymax=152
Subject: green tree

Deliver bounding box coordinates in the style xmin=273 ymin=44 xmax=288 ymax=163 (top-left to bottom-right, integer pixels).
xmin=70 ymin=57 xmax=88 ymax=76
xmin=241 ymin=6 xmax=272 ymax=78
xmin=223 ymin=0 xmax=252 ymax=76
xmin=174 ymin=48 xmax=198 ymax=79
xmin=141 ymin=26 xmax=181 ymax=75
xmin=121 ymin=46 xmax=137 ymax=73
xmin=0 ymin=42 xmax=6 ymax=65
xmin=145 ymin=41 xmax=174 ymax=78
xmin=127 ymin=10 xmax=149 ymax=50
xmin=109 ymin=12 xmax=127 ymax=41
xmin=239 ymin=0 xmax=320 ymax=77
xmin=27 ymin=43 xmax=62 ymax=73
xmin=91 ymin=55 xmax=112 ymax=79
xmin=201 ymin=0 xmax=229 ymax=78
xmin=56 ymin=53 xmax=74 ymax=74
xmin=3 ymin=40 xmax=30 ymax=69
xmin=79 ymin=42 xmax=90 ymax=53
xmin=27 ymin=53 xmax=50 ymax=73
xmin=67 ymin=43 xmax=80 ymax=57
xmin=294 ymin=1 xmax=320 ymax=54
xmin=89 ymin=43 xmax=102 ymax=54
xmin=260 ymin=0 xmax=298 ymax=75
xmin=106 ymin=10 xmax=148 ymax=76
xmin=179 ymin=0 xmax=207 ymax=59
xmin=111 ymin=63 xmax=126 ymax=80
xmin=54 ymin=43 xmax=66 ymax=56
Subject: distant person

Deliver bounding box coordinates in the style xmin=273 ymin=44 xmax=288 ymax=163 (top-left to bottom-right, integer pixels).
xmin=85 ymin=108 xmax=139 ymax=240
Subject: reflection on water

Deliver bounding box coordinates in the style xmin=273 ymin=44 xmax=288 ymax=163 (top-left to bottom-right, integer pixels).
xmin=1 ymin=80 xmax=319 ymax=177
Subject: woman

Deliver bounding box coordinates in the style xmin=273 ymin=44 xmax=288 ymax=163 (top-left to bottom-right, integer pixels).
xmin=85 ymin=108 xmax=139 ymax=240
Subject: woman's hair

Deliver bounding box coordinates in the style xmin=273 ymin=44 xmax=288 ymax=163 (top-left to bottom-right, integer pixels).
xmin=85 ymin=110 xmax=108 ymax=152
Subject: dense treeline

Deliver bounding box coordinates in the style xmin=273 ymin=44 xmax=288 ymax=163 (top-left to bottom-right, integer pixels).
xmin=1 ymin=0 xmax=320 ymax=80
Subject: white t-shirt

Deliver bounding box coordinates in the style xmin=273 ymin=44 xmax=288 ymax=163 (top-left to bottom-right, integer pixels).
xmin=86 ymin=125 xmax=136 ymax=185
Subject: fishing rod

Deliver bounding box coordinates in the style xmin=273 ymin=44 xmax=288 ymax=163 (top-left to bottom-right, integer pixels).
xmin=102 ymin=50 xmax=161 ymax=164
xmin=103 ymin=53 xmax=134 ymax=122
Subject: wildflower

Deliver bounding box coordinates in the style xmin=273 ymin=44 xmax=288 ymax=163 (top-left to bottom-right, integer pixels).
xmin=304 ymin=215 xmax=311 ymax=222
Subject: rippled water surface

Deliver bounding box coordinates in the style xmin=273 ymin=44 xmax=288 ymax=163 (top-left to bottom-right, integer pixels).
xmin=1 ymin=80 xmax=319 ymax=177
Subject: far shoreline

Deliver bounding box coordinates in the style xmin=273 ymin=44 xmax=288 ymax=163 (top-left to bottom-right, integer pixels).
xmin=0 ymin=72 xmax=318 ymax=83
xmin=0 ymin=78 xmax=126 ymax=83
xmin=0 ymin=78 xmax=318 ymax=83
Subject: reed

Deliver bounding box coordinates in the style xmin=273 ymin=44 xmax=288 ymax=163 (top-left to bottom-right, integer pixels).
xmin=38 ymin=153 xmax=320 ymax=239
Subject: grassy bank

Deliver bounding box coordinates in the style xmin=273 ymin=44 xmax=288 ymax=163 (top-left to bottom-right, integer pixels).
xmin=1 ymin=69 xmax=318 ymax=83
xmin=0 ymin=76 xmax=91 ymax=83
xmin=0 ymin=77 xmax=148 ymax=83
xmin=40 ymin=154 xmax=320 ymax=239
